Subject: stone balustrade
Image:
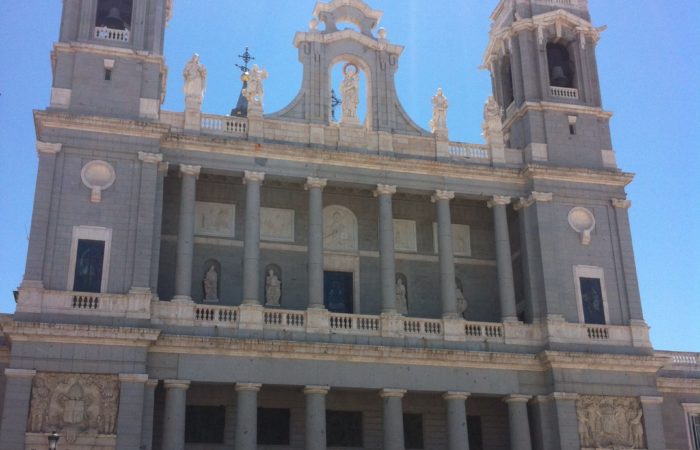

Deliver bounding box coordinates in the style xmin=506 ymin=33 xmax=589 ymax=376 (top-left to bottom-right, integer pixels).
xmin=448 ymin=142 xmax=491 ymax=161
xmin=550 ymin=86 xmax=579 ymax=99
xmin=94 ymin=26 xmax=130 ymax=42
xmin=15 ymin=289 xmax=151 ymax=319
xmin=201 ymin=114 xmax=248 ymax=136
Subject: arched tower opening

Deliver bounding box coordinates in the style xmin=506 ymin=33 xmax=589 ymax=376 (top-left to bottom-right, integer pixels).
xmin=547 ymin=42 xmax=576 ymax=88
xmin=95 ymin=0 xmax=133 ymax=31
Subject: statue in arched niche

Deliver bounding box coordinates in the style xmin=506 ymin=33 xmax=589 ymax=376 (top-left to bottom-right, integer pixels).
xmin=265 ymin=269 xmax=281 ymax=307
xmin=395 ymin=277 xmax=408 ymax=314
xmin=203 ymin=265 xmax=218 ymax=302
xmin=340 ymin=63 xmax=360 ymax=125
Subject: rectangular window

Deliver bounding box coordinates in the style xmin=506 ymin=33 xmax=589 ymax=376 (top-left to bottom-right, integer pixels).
xmin=73 ymin=239 xmax=105 ymax=293
xmin=327 ymin=410 xmax=363 ymax=447
xmin=403 ymin=413 xmax=424 ymax=449
xmin=691 ymin=414 xmax=700 ymax=450
xmin=467 ymin=416 xmax=483 ymax=450
xmin=580 ymin=277 xmax=606 ymax=324
xmin=257 ymin=408 xmax=291 ymax=445
xmin=185 ymin=405 xmax=225 ymax=444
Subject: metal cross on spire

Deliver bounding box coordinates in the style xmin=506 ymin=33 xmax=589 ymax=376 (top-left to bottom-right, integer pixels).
xmin=235 ymin=47 xmax=255 ymax=73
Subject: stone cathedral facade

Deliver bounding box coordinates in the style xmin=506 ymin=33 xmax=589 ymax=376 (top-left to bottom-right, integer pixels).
xmin=1 ymin=0 xmax=699 ymax=449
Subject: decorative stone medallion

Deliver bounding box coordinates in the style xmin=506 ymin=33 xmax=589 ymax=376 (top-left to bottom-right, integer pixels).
xmin=81 ymin=160 xmax=116 ymax=203
xmin=29 ymin=373 xmax=120 ymax=443
xmin=261 ymin=207 xmax=295 ymax=242
xmin=568 ymin=207 xmax=595 ymax=245
xmin=195 ymin=202 xmax=235 ymax=237
xmin=576 ymin=395 xmax=645 ymax=449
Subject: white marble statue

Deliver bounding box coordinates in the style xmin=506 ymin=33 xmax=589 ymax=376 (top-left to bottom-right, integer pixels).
xmin=183 ymin=53 xmax=207 ymax=101
xmin=482 ymin=96 xmax=505 ymax=148
xmin=243 ymin=64 xmax=269 ymax=109
xmin=395 ymin=278 xmax=408 ymax=314
xmin=341 ymin=63 xmax=360 ymax=125
xmin=203 ymin=265 xmax=218 ymax=301
xmin=429 ymin=88 xmax=448 ymax=133
xmin=265 ymin=269 xmax=281 ymax=306
xmin=456 ymin=285 xmax=467 ymax=317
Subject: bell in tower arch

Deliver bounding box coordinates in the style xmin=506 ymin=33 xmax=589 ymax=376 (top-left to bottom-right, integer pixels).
xmin=103 ymin=7 xmax=127 ymax=30
xmin=550 ymin=65 xmax=569 ymax=87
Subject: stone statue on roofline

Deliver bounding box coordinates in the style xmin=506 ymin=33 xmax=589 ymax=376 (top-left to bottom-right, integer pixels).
xmin=183 ymin=53 xmax=207 ymax=103
xmin=429 ymin=88 xmax=448 ymax=134
xmin=243 ymin=64 xmax=269 ymax=112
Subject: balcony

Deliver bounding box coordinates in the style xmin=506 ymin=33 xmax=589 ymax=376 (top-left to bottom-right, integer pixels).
xmin=94 ymin=26 xmax=130 ymax=43
xmin=550 ymin=86 xmax=579 ymax=99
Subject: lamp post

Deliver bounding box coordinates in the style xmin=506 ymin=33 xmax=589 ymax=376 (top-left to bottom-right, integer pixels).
xmin=48 ymin=431 xmax=60 ymax=450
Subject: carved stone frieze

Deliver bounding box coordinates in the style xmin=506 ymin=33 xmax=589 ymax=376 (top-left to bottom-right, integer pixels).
xmin=29 ymin=373 xmax=120 ymax=443
xmin=576 ymin=395 xmax=645 ymax=449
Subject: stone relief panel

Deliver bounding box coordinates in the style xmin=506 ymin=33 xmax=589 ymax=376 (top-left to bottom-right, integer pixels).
xmin=393 ymin=219 xmax=417 ymax=252
xmin=576 ymin=395 xmax=645 ymax=449
xmin=323 ymin=206 xmax=358 ymax=251
xmin=29 ymin=373 xmax=119 ymax=444
xmin=195 ymin=202 xmax=236 ymax=238
xmin=261 ymin=207 xmax=295 ymax=242
xmin=433 ymin=224 xmax=471 ymax=256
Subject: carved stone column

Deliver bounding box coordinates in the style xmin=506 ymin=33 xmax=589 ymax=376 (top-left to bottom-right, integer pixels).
xmin=0 ymin=369 xmax=36 ymax=450
xmin=504 ymin=394 xmax=533 ymax=450
xmin=433 ymin=190 xmax=457 ymax=318
xmin=304 ymin=385 xmax=330 ymax=450
xmin=380 ymin=389 xmax=406 ymax=450
xmin=141 ymin=379 xmax=159 ymax=450
xmin=306 ymin=178 xmax=327 ymax=309
xmin=489 ymin=195 xmax=518 ymax=321
xmin=162 ymin=380 xmax=190 ymax=450
xmin=116 ymin=374 xmax=148 ymax=450
xmin=131 ymin=153 xmax=163 ymax=292
xmin=173 ymin=165 xmax=201 ymax=302
xmin=235 ymin=383 xmax=262 ymax=450
xmin=242 ymin=171 xmax=265 ymax=305
xmin=640 ymin=396 xmax=666 ymax=450
xmin=376 ymin=184 xmax=398 ymax=313
xmin=444 ymin=391 xmax=470 ymax=450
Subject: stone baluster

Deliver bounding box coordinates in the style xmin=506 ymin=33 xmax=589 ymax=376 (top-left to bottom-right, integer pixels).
xmin=235 ymin=383 xmax=262 ymax=450
xmin=242 ymin=171 xmax=265 ymax=305
xmin=173 ymin=165 xmax=201 ymax=302
xmin=489 ymin=195 xmax=518 ymax=321
xmin=304 ymin=385 xmax=330 ymax=450
xmin=380 ymin=389 xmax=406 ymax=450
xmin=0 ymin=369 xmax=36 ymax=450
xmin=504 ymin=395 xmax=533 ymax=450
xmin=444 ymin=391 xmax=470 ymax=450
xmin=162 ymin=380 xmax=190 ymax=450
xmin=376 ymin=184 xmax=398 ymax=313
xmin=306 ymin=178 xmax=327 ymax=309
xmin=433 ymin=190 xmax=457 ymax=318
xmin=141 ymin=379 xmax=159 ymax=450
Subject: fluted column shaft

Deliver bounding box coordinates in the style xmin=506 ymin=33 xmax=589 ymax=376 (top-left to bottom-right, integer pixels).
xmin=376 ymin=185 xmax=398 ymax=313
xmin=235 ymin=383 xmax=262 ymax=450
xmin=243 ymin=172 xmax=265 ymax=305
xmin=491 ymin=196 xmax=518 ymax=321
xmin=434 ymin=190 xmax=457 ymax=317
xmin=0 ymin=369 xmax=35 ymax=450
xmin=381 ymin=389 xmax=406 ymax=450
xmin=304 ymin=386 xmax=330 ymax=450
xmin=162 ymin=380 xmax=190 ymax=450
xmin=444 ymin=392 xmax=470 ymax=450
xmin=306 ymin=178 xmax=327 ymax=309
xmin=174 ymin=165 xmax=200 ymax=301
xmin=505 ymin=395 xmax=533 ymax=450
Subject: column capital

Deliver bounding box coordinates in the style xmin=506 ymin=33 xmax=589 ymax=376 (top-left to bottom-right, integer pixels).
xmin=305 ymin=177 xmax=327 ymax=190
xmin=303 ymin=385 xmax=330 ymax=395
xmin=145 ymin=379 xmax=160 ymax=388
xmin=431 ymin=190 xmax=455 ymax=202
xmin=487 ymin=195 xmax=512 ymax=208
xmin=503 ymin=394 xmax=532 ymax=404
xmin=236 ymin=382 xmax=262 ymax=392
xmin=138 ymin=152 xmax=164 ymax=164
xmin=4 ymin=368 xmax=36 ymax=379
xmin=163 ymin=379 xmax=191 ymax=390
xmin=36 ymin=141 xmax=62 ymax=155
xmin=243 ymin=170 xmax=265 ymax=184
xmin=514 ymin=191 xmax=553 ymax=210
xmin=443 ymin=391 xmax=470 ymax=401
xmin=158 ymin=161 xmax=170 ymax=172
xmin=612 ymin=198 xmax=632 ymax=209
xmin=118 ymin=373 xmax=150 ymax=383
xmin=640 ymin=395 xmax=664 ymax=405
xmin=179 ymin=164 xmax=201 ymax=178
xmin=379 ymin=388 xmax=407 ymax=398
xmin=374 ymin=184 xmax=397 ymax=197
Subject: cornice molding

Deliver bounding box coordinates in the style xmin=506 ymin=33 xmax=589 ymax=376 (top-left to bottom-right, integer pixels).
xmin=294 ymin=29 xmax=403 ymax=56
xmin=52 ymin=42 xmax=165 ymax=67
xmin=34 ymin=110 xmax=170 ymax=141
xmin=521 ymin=165 xmax=634 ymax=187
xmin=539 ymin=351 xmax=667 ymax=373
xmin=1 ymin=321 xmax=161 ymax=347
xmin=657 ymin=377 xmax=700 ymax=394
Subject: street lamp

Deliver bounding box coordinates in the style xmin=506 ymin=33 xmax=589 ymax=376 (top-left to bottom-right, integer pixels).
xmin=48 ymin=431 xmax=60 ymax=450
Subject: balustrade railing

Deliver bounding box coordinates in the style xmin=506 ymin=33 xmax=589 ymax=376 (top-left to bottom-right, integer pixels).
xmin=329 ymin=313 xmax=380 ymax=334
xmin=201 ymin=114 xmax=248 ymax=136
xmin=550 ymin=86 xmax=579 ymax=99
xmin=94 ymin=26 xmax=130 ymax=42
xmin=586 ymin=326 xmax=609 ymax=340
xmin=465 ymin=322 xmax=504 ymax=339
xmin=72 ymin=294 xmax=100 ymax=310
xmin=195 ymin=305 xmax=238 ymax=324
xmin=448 ymin=142 xmax=491 ymax=160
xmin=264 ymin=310 xmax=305 ymax=329
xmin=404 ymin=318 xmax=442 ymax=337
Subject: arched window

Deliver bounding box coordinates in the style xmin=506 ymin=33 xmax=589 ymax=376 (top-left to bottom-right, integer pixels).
xmin=500 ymin=55 xmax=515 ymax=106
xmin=95 ymin=0 xmax=133 ymax=30
xmin=546 ymin=42 xmax=575 ymax=88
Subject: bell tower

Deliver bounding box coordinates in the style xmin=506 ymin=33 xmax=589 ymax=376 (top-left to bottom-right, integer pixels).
xmin=484 ymin=0 xmax=616 ymax=169
xmin=50 ymin=0 xmax=171 ymax=119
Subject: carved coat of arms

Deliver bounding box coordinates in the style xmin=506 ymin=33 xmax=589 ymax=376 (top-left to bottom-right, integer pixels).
xmin=576 ymin=396 xmax=645 ymax=449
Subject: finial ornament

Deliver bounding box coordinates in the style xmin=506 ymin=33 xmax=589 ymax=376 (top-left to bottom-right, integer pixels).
xmin=235 ymin=47 xmax=255 ymax=74
xmin=340 ymin=63 xmax=360 ymax=125
xmin=429 ymin=88 xmax=448 ymax=134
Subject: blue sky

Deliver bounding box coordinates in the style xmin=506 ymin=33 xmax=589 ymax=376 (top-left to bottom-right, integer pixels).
xmin=0 ymin=1 xmax=698 ymax=351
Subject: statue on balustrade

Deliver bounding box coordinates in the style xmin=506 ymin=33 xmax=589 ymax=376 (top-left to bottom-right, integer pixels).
xmin=340 ymin=63 xmax=360 ymax=125
xmin=243 ymin=64 xmax=269 ymax=110
xmin=456 ymin=284 xmax=467 ymax=317
xmin=203 ymin=265 xmax=218 ymax=302
xmin=396 ymin=278 xmax=408 ymax=314
xmin=265 ymin=269 xmax=281 ymax=306
xmin=183 ymin=53 xmax=207 ymax=102
xmin=429 ymin=88 xmax=448 ymax=133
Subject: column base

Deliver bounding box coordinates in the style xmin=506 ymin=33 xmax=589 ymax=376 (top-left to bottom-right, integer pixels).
xmin=129 ymin=286 xmax=152 ymax=295
xmin=172 ymin=295 xmax=194 ymax=304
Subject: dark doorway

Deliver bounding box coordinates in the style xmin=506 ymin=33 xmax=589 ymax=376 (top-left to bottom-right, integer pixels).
xmin=580 ymin=277 xmax=606 ymax=324
xmin=324 ymin=271 xmax=353 ymax=313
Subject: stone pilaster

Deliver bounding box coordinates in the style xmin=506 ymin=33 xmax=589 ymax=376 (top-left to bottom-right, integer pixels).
xmin=443 ymin=391 xmax=470 ymax=450
xmin=173 ymin=165 xmax=201 ymax=302
xmin=380 ymin=389 xmax=406 ymax=450
xmin=162 ymin=380 xmax=190 ymax=450
xmin=0 ymin=369 xmax=36 ymax=450
xmin=242 ymin=171 xmax=265 ymax=305
xmin=376 ymin=184 xmax=398 ymax=314
xmin=433 ymin=190 xmax=457 ymax=318
xmin=504 ymin=394 xmax=533 ymax=450
xmin=306 ymin=177 xmax=327 ymax=309
xmin=115 ymin=374 xmax=148 ymax=450
xmin=150 ymin=162 xmax=169 ymax=294
xmin=304 ymin=386 xmax=330 ymax=450
xmin=640 ymin=396 xmax=666 ymax=450
xmin=235 ymin=383 xmax=262 ymax=450
xmin=489 ymin=195 xmax=518 ymax=322
xmin=551 ymin=392 xmax=579 ymax=450
xmin=611 ymin=198 xmax=645 ymax=324
xmin=141 ymin=379 xmax=159 ymax=450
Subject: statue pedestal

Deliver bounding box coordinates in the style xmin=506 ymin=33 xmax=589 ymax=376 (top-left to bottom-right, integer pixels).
xmin=238 ymin=303 xmax=264 ymax=331
xmin=184 ymin=97 xmax=202 ymax=132
xmin=442 ymin=317 xmax=465 ymax=342
xmin=380 ymin=313 xmax=404 ymax=338
xmin=306 ymin=308 xmax=330 ymax=335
